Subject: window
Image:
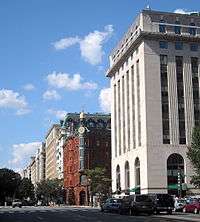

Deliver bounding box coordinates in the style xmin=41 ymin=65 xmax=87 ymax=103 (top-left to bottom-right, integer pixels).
xmin=125 ymin=161 xmax=130 ymax=189
xmin=159 ymin=23 xmax=166 ymax=33
xmin=160 ymin=55 xmax=170 ymax=144
xmin=136 ymin=60 xmax=141 ymax=146
xmin=167 ymin=153 xmax=184 ymax=196
xmin=96 ymin=140 xmax=100 ymax=146
xmin=176 ymin=56 xmax=186 ymax=144
xmin=189 ymin=23 xmax=196 ymax=36
xmin=191 ymin=57 xmax=200 ymax=127
xmin=116 ymin=165 xmax=121 ymax=191
xmin=135 ymin=158 xmax=140 ymax=194
xmin=160 ymin=41 xmax=168 ymax=49
xmin=175 ymin=42 xmax=183 ymax=50
xmin=174 ymin=21 xmax=181 ymax=34
xmin=190 ymin=43 xmax=198 ymax=52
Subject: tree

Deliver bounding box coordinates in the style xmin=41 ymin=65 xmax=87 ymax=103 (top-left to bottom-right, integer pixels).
xmin=17 ymin=178 xmax=34 ymax=200
xmin=0 ymin=168 xmax=21 ymax=204
xmin=35 ymin=179 xmax=63 ymax=204
xmin=85 ymin=167 xmax=111 ymax=204
xmin=187 ymin=126 xmax=200 ymax=188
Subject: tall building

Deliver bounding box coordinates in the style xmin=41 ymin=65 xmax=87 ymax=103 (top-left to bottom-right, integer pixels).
xmin=35 ymin=143 xmax=46 ymax=182
xmin=107 ymin=10 xmax=200 ymax=196
xmin=62 ymin=112 xmax=111 ymax=205
xmin=30 ymin=156 xmax=36 ymax=186
xmin=56 ymin=127 xmax=65 ymax=179
xmin=45 ymin=124 xmax=60 ymax=179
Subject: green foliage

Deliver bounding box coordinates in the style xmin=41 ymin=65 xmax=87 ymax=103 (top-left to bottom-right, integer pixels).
xmin=35 ymin=179 xmax=63 ymax=203
xmin=0 ymin=168 xmax=21 ymax=202
xmin=187 ymin=126 xmax=200 ymax=188
xmin=85 ymin=167 xmax=111 ymax=196
xmin=17 ymin=178 xmax=34 ymax=200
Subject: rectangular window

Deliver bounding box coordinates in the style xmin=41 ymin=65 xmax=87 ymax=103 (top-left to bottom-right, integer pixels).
xmin=159 ymin=41 xmax=168 ymax=49
xmin=190 ymin=43 xmax=198 ymax=52
xmin=122 ymin=76 xmax=126 ymax=153
xmin=118 ymin=80 xmax=121 ymax=155
xmin=126 ymin=71 xmax=130 ymax=151
xmin=131 ymin=65 xmax=135 ymax=149
xmin=159 ymin=24 xmax=166 ymax=33
xmin=174 ymin=26 xmax=181 ymax=34
xmin=176 ymin=56 xmax=186 ymax=144
xmin=175 ymin=42 xmax=183 ymax=50
xmin=189 ymin=26 xmax=196 ymax=36
xmin=136 ymin=60 xmax=141 ymax=146
xmin=114 ymin=84 xmax=117 ymax=157
xmin=191 ymin=57 xmax=200 ymax=127
xmin=160 ymin=55 xmax=170 ymax=144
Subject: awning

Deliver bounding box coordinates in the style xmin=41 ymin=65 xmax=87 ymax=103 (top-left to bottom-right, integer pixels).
xmin=168 ymin=183 xmax=188 ymax=190
xmin=129 ymin=186 xmax=140 ymax=192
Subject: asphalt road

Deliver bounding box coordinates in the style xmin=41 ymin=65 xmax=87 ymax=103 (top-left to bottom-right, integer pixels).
xmin=0 ymin=206 xmax=199 ymax=222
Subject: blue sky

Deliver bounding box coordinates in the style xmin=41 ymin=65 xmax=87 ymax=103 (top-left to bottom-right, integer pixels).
xmin=0 ymin=0 xmax=199 ymax=171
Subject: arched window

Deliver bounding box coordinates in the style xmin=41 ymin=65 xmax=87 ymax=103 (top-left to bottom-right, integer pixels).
xmin=125 ymin=161 xmax=130 ymax=190
xmin=167 ymin=153 xmax=185 ymax=196
xmin=135 ymin=157 xmax=140 ymax=194
xmin=116 ymin=165 xmax=121 ymax=191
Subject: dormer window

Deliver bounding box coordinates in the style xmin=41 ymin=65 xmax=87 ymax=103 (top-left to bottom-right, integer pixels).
xmin=159 ymin=20 xmax=166 ymax=33
xmin=189 ymin=23 xmax=196 ymax=36
xmin=174 ymin=21 xmax=181 ymax=34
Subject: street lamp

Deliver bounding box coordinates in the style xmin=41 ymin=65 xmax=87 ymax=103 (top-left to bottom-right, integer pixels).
xmin=87 ymin=178 xmax=92 ymax=206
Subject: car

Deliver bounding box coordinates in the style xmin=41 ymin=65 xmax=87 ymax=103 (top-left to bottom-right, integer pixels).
xmin=148 ymin=193 xmax=174 ymax=214
xmin=183 ymin=198 xmax=200 ymax=214
xmin=174 ymin=198 xmax=186 ymax=212
xmin=12 ymin=199 xmax=22 ymax=208
xmin=119 ymin=194 xmax=154 ymax=215
xmin=100 ymin=198 xmax=122 ymax=213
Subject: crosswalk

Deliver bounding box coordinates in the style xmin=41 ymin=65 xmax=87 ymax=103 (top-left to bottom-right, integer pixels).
xmin=0 ymin=206 xmax=99 ymax=215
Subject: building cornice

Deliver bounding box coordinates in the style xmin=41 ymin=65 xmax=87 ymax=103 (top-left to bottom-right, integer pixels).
xmin=106 ymin=31 xmax=200 ymax=78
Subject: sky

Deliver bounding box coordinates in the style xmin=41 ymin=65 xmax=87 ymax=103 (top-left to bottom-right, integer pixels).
xmin=0 ymin=0 xmax=199 ymax=172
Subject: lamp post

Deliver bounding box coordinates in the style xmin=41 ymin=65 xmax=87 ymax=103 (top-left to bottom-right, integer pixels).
xmin=177 ymin=169 xmax=182 ymax=198
xmin=87 ymin=178 xmax=92 ymax=206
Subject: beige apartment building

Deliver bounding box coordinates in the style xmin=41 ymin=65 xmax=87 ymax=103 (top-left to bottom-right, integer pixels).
xmin=30 ymin=156 xmax=36 ymax=186
xmin=107 ymin=10 xmax=200 ymax=195
xmin=45 ymin=124 xmax=60 ymax=179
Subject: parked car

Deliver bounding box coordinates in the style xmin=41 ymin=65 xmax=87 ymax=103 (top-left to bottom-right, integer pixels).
xmin=148 ymin=193 xmax=174 ymax=214
xmin=120 ymin=194 xmax=154 ymax=215
xmin=183 ymin=198 xmax=200 ymax=214
xmin=12 ymin=199 xmax=22 ymax=208
xmin=100 ymin=198 xmax=122 ymax=213
xmin=174 ymin=198 xmax=186 ymax=212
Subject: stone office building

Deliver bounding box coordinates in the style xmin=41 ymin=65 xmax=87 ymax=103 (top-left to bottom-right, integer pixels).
xmin=62 ymin=112 xmax=111 ymax=205
xmin=107 ymin=10 xmax=200 ymax=195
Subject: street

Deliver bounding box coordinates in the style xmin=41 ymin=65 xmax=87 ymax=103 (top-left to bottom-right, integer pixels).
xmin=0 ymin=206 xmax=200 ymax=222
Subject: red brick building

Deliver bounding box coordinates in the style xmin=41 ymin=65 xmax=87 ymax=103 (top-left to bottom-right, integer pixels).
xmin=62 ymin=113 xmax=111 ymax=205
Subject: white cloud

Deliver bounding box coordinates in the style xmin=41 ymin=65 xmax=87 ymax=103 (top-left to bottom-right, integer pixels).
xmin=46 ymin=72 xmax=98 ymax=91
xmin=0 ymin=89 xmax=30 ymax=115
xmin=16 ymin=108 xmax=31 ymax=116
xmin=43 ymin=90 xmax=61 ymax=100
xmin=80 ymin=25 xmax=114 ymax=65
xmin=53 ymin=36 xmax=80 ymax=50
xmin=99 ymin=87 xmax=111 ymax=113
xmin=48 ymin=109 xmax=67 ymax=120
xmin=9 ymin=142 xmax=42 ymax=170
xmin=23 ymin=83 xmax=35 ymax=91
xmin=174 ymin=9 xmax=198 ymax=14
xmin=53 ymin=25 xmax=114 ymax=65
